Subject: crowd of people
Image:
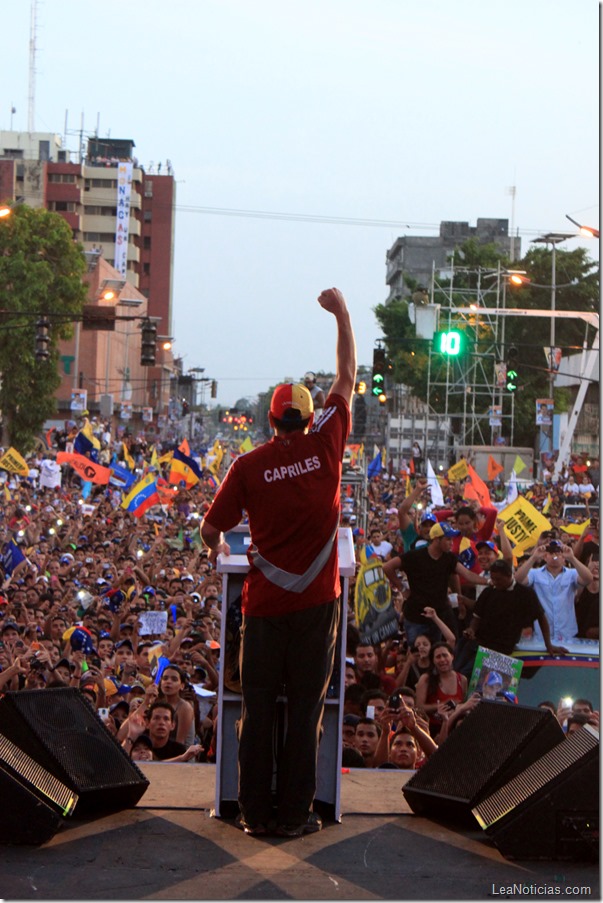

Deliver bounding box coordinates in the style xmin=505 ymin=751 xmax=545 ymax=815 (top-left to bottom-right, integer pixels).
xmin=0 ymin=414 xmax=598 ymax=779
xmin=338 ymin=453 xmax=599 ymax=770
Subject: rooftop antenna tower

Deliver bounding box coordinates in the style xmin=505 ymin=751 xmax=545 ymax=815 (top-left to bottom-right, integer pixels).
xmin=28 ymin=0 xmax=38 ymax=134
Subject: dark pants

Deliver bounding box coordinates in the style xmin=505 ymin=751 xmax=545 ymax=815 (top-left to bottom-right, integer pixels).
xmin=453 ymin=635 xmax=479 ymax=679
xmin=238 ymin=599 xmax=340 ymax=826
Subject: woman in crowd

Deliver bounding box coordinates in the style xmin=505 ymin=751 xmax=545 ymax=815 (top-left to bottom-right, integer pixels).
xmin=415 ymin=641 xmax=467 ymax=737
xmin=395 ymin=608 xmax=455 ymax=690
xmin=158 ymin=664 xmax=196 ymax=747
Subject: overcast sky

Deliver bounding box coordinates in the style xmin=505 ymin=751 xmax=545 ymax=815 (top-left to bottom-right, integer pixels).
xmin=3 ymin=0 xmax=599 ymax=407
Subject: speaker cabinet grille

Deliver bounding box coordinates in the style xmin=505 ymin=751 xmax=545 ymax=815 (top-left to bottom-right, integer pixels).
xmin=473 ymin=725 xmax=599 ymax=831
xmin=0 ymin=732 xmax=78 ymax=815
xmin=0 ymin=688 xmax=148 ymax=816
xmin=403 ymin=702 xmax=564 ymax=823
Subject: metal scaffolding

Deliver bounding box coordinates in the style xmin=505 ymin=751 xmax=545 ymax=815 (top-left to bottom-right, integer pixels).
xmin=426 ymin=262 xmax=516 ymax=448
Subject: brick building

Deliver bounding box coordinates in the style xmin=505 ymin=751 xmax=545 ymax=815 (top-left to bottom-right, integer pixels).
xmin=0 ymin=131 xmax=177 ymax=426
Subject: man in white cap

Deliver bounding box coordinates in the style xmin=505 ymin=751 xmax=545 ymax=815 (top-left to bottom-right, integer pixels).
xmin=303 ymin=371 xmax=325 ymax=420
xmin=201 ymin=288 xmax=356 ymax=838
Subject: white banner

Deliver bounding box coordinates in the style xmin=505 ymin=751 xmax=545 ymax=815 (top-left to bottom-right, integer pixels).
xmin=114 ymin=162 xmax=133 ymax=277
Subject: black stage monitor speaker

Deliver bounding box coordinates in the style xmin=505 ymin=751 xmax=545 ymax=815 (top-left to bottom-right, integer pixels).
xmin=0 ymin=688 xmax=149 ymax=818
xmin=0 ymin=731 xmax=79 ymax=844
xmin=403 ymin=701 xmax=564 ymax=824
xmin=473 ymin=724 xmax=599 ymax=861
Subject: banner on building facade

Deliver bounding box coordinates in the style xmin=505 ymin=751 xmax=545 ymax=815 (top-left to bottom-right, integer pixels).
xmin=114 ymin=161 xmax=133 ymax=277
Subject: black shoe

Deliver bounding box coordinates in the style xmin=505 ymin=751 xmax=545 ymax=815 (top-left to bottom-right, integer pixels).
xmin=276 ymin=812 xmax=323 ymax=837
xmin=235 ymin=813 xmax=268 ymax=836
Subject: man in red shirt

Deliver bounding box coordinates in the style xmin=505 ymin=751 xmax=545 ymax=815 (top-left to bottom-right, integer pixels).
xmin=201 ymin=287 xmax=356 ymax=838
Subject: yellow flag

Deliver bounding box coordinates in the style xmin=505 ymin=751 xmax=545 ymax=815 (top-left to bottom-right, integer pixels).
xmin=448 ymin=458 xmax=469 ymax=483
xmin=542 ymin=493 xmax=552 ymax=514
xmin=498 ymin=496 xmax=552 ymax=557
xmin=239 ymin=436 xmax=254 ymax=454
xmin=122 ymin=442 xmax=135 ymax=471
xmin=513 ymin=454 xmax=526 ymax=476
xmin=561 ymin=520 xmax=590 ymax=537
xmin=158 ymin=451 xmax=173 ymax=465
xmin=0 ymin=447 xmax=29 ymax=477
xmin=150 ymin=447 xmax=159 ymax=468
xmin=209 ymin=443 xmax=224 ymax=477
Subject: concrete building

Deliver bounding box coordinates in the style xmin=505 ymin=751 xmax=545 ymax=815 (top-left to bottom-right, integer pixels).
xmin=0 ymin=131 xmax=177 ymax=427
xmin=385 ymin=218 xmax=519 ymax=303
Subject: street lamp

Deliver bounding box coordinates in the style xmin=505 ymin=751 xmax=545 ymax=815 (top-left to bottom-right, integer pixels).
xmin=565 ymin=214 xmax=599 ymax=240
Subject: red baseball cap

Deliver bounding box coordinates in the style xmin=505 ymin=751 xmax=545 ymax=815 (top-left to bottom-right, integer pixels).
xmin=270 ymin=383 xmax=314 ymax=423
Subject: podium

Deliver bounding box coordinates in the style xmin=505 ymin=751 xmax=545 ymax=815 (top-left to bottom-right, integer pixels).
xmin=213 ymin=526 xmax=355 ymax=821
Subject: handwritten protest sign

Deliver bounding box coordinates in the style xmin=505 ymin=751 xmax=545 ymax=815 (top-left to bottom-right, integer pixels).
xmin=138 ymin=610 xmax=168 ymax=636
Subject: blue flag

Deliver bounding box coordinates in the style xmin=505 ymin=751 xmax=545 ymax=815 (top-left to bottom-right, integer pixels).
xmin=109 ymin=464 xmax=136 ymax=490
xmin=2 ymin=539 xmax=25 ymax=575
xmin=367 ymin=451 xmax=382 ymax=479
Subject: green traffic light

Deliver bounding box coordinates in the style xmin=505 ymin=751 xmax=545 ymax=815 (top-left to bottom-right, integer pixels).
xmin=436 ymin=330 xmax=463 ymax=355
xmin=372 ymin=372 xmax=384 ymax=396
xmin=506 ymin=369 xmax=518 ymax=392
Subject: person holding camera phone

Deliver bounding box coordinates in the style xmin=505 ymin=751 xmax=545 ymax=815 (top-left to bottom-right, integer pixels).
xmin=373 ymin=695 xmax=437 ymax=768
xmin=514 ymin=538 xmax=594 ymax=644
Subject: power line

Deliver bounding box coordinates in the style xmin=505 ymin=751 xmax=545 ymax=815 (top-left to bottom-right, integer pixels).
xmin=68 ymin=192 xmax=598 ymax=240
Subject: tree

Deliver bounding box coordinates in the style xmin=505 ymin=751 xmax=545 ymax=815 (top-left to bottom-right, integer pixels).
xmin=0 ymin=205 xmax=88 ymax=451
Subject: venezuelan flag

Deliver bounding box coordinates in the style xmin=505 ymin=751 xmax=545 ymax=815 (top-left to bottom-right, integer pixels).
xmin=169 ymin=448 xmax=202 ymax=488
xmin=81 ymin=418 xmax=101 ymax=451
xmin=121 ymin=473 xmax=159 ymax=518
xmin=74 ymin=429 xmax=97 ymax=460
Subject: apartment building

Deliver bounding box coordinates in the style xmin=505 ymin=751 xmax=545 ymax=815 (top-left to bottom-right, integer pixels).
xmin=0 ymin=131 xmax=176 ymax=425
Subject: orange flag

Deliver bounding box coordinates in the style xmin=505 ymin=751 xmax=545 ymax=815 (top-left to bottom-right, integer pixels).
xmin=463 ymin=464 xmax=491 ymax=507
xmin=487 ymin=455 xmax=505 ymax=482
xmin=179 ymin=438 xmax=191 ymax=456
xmin=57 ymin=452 xmax=111 ymax=484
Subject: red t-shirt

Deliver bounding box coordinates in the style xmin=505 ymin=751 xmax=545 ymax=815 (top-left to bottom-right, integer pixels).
xmin=204 ymin=393 xmax=351 ymax=616
xmin=435 ymin=506 xmax=498 ymax=578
